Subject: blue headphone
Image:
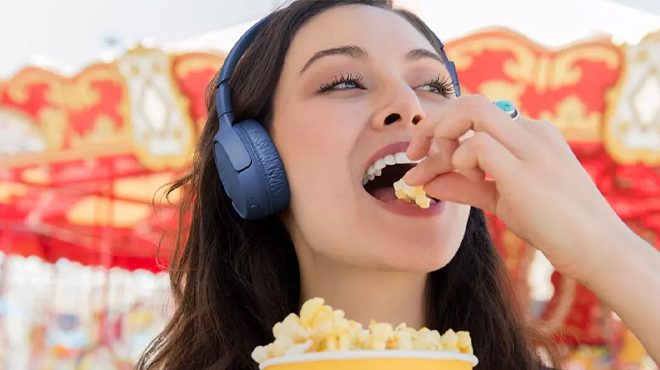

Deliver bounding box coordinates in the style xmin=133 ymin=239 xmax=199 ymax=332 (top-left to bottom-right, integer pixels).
xmin=213 ymin=11 xmax=461 ymax=220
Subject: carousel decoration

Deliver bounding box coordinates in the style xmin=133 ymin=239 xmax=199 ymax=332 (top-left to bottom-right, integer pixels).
xmin=0 ymin=23 xmax=659 ymax=370
xmin=0 ymin=45 xmax=225 ymax=369
xmin=0 ymin=46 xmax=226 ymax=271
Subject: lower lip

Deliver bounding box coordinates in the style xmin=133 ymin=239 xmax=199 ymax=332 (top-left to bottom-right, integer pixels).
xmin=367 ymin=192 xmax=447 ymax=217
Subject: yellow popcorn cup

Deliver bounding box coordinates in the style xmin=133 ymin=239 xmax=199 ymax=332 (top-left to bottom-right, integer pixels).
xmin=260 ymin=350 xmax=478 ymax=370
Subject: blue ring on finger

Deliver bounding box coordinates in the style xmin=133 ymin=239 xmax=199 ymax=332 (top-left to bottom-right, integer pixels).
xmin=493 ymin=100 xmax=520 ymax=121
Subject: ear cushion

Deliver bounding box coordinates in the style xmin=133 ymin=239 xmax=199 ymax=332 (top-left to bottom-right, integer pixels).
xmin=233 ymin=120 xmax=290 ymax=214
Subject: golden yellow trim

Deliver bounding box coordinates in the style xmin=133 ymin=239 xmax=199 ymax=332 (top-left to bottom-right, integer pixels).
xmin=2 ymin=61 xmax=132 ymax=153
xmin=172 ymin=51 xmax=226 ymax=80
xmin=449 ymin=36 xmax=536 ymax=82
xmin=4 ymin=67 xmax=63 ymax=104
xmin=66 ymin=195 xmax=152 ymax=227
xmin=2 ymin=69 xmax=68 ymax=151
xmin=39 ymin=107 xmax=69 ymax=150
xmin=113 ymin=173 xmax=181 ymax=204
xmin=641 ymin=29 xmax=660 ymax=43
xmin=0 ymin=140 xmax=132 ymax=169
xmin=551 ymin=46 xmax=621 ymax=90
xmin=447 ymin=25 xmax=619 ymax=53
xmin=538 ymin=96 xmax=604 ymax=141
xmin=65 ymin=63 xmax=132 ymax=147
xmin=0 ymin=181 xmax=28 ymax=204
xmin=620 ymin=327 xmax=649 ymax=362
xmin=20 ymin=167 xmax=50 ymax=185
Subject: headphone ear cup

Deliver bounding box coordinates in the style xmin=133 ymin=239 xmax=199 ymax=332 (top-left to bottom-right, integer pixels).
xmin=233 ymin=120 xmax=290 ymax=215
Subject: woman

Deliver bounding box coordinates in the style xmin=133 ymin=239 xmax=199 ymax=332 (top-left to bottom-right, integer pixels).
xmin=137 ymin=0 xmax=660 ymax=369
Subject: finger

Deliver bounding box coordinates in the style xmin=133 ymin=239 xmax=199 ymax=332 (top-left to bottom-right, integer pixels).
xmin=423 ymin=172 xmax=499 ymax=213
xmin=404 ymin=151 xmax=484 ymax=186
xmin=407 ymin=100 xmax=479 ymax=161
xmin=404 ymin=138 xmax=458 ymax=185
xmin=458 ymin=167 xmax=486 ymax=183
xmin=408 ymin=130 xmax=435 ymax=161
xmin=455 ymin=130 xmax=484 ymax=182
xmin=407 ymin=100 xmax=453 ymax=161
xmin=451 ymin=132 xmax=521 ymax=182
xmin=405 ymin=130 xmax=484 ymax=186
xmin=433 ymin=95 xmax=532 ymax=159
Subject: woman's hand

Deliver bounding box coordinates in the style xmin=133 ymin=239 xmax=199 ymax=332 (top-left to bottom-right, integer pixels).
xmin=403 ymin=95 xmax=629 ymax=284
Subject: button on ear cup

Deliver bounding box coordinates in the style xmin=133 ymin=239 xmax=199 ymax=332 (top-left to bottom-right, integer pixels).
xmin=233 ymin=120 xmax=290 ymax=215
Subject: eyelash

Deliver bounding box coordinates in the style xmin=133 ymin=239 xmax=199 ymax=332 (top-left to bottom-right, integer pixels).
xmin=317 ymin=73 xmax=455 ymax=97
xmin=421 ymin=75 xmax=455 ymax=97
xmin=318 ymin=73 xmax=365 ymax=92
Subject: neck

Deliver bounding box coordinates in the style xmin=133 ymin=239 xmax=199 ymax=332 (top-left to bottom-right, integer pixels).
xmin=298 ymin=258 xmax=427 ymax=329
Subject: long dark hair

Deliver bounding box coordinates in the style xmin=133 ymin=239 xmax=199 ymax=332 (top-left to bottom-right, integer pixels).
xmin=137 ymin=1 xmax=557 ymax=369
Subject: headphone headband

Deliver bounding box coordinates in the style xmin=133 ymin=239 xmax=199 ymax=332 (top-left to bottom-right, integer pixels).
xmin=215 ymin=13 xmax=278 ymax=123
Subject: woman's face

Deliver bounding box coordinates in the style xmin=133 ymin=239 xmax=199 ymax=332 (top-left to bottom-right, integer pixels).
xmin=271 ymin=4 xmax=471 ymax=272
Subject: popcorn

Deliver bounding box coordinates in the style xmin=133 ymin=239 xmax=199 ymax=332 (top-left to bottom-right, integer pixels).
xmin=457 ymin=331 xmax=474 ymax=354
xmin=441 ymin=329 xmax=459 ymax=351
xmin=251 ymin=298 xmax=473 ymax=364
xmin=412 ymin=327 xmax=443 ymax=351
xmin=432 ymin=329 xmax=475 ymax=354
xmin=393 ymin=179 xmax=432 ymax=208
xmin=368 ymin=321 xmax=394 ymax=350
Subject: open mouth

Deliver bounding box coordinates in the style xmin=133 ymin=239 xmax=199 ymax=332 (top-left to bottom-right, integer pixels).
xmin=362 ymin=152 xmax=438 ymax=205
xmin=364 ymin=163 xmax=411 ymax=196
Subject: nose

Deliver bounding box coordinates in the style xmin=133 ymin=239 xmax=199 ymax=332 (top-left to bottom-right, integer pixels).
xmin=372 ymin=81 xmax=426 ymax=130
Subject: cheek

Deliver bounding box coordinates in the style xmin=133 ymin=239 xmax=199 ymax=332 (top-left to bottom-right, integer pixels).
xmin=272 ymin=102 xmax=363 ymax=178
xmin=271 ymin=102 xmax=364 ymax=204
xmin=277 ymin=100 xmax=362 ymax=142
xmin=270 ymin=101 xmax=373 ymax=261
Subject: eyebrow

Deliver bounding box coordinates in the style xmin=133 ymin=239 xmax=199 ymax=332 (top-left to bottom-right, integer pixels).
xmin=299 ymin=45 xmax=445 ymax=75
xmin=405 ymin=48 xmax=446 ymax=65
xmin=300 ymin=45 xmax=368 ymax=74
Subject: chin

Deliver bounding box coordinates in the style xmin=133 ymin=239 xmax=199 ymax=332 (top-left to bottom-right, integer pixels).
xmin=375 ymin=234 xmax=462 ymax=272
xmin=357 ymin=201 xmax=470 ymax=270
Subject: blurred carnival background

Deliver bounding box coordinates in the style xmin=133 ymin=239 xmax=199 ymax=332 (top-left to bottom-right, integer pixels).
xmin=1 ymin=0 xmax=659 ymax=368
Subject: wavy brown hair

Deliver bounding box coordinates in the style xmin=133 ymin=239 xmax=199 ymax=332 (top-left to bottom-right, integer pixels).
xmin=137 ymin=1 xmax=558 ymax=369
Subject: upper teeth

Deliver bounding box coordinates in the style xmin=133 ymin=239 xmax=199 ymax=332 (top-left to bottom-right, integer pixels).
xmin=363 ymin=152 xmax=423 ymax=185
